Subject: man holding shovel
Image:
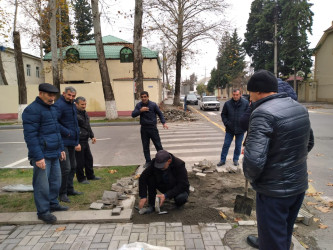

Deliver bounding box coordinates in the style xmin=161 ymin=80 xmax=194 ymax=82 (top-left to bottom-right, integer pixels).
xmin=243 ymin=70 xmax=314 ymax=250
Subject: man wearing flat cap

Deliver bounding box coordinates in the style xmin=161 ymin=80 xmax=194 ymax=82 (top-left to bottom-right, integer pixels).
xmin=22 ymin=83 xmax=67 ymax=224
xmin=243 ymin=70 xmax=314 ymax=249
xmin=138 ymin=150 xmax=189 ymax=214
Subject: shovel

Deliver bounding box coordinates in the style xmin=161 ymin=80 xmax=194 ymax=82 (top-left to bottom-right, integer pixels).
xmin=234 ymin=179 xmax=254 ymax=216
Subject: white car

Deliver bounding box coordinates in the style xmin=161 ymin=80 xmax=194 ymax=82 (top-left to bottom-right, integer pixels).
xmin=199 ymin=96 xmax=220 ymax=111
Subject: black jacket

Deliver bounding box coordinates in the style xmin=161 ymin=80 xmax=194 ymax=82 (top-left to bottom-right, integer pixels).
xmin=139 ymin=154 xmax=189 ymax=199
xmin=131 ymin=100 xmax=166 ymax=127
xmin=221 ymin=97 xmax=249 ymax=134
xmin=77 ymin=109 xmax=94 ymax=142
xmin=243 ymin=93 xmax=314 ymax=197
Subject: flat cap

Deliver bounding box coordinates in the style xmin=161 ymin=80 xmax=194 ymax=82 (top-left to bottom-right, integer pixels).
xmin=39 ymin=83 xmax=59 ymax=93
xmin=154 ymin=150 xmax=171 ymax=169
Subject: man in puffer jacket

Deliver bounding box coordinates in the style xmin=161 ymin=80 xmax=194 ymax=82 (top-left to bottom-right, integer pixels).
xmin=243 ymin=70 xmax=314 ymax=250
xmin=54 ymin=86 xmax=82 ymax=203
xmin=22 ymin=83 xmax=67 ymax=224
xmin=277 ymin=78 xmax=297 ymax=101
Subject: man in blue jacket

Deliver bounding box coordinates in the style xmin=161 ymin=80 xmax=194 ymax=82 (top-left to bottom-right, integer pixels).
xmin=243 ymin=70 xmax=313 ymax=250
xmin=23 ymin=83 xmax=67 ymax=224
xmin=132 ymin=91 xmax=168 ymax=168
xmin=217 ymin=89 xmax=249 ymax=167
xmin=54 ymin=86 xmax=82 ymax=203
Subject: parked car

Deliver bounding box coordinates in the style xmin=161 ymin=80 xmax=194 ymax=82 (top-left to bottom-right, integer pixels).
xmin=186 ymin=94 xmax=198 ymax=105
xmin=180 ymin=95 xmax=185 ymax=102
xmin=199 ymin=96 xmax=220 ymax=111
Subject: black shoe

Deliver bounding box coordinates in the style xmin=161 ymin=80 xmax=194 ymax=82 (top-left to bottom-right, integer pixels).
xmin=143 ymin=162 xmax=151 ymax=168
xmin=50 ymin=205 xmax=69 ymax=212
xmin=233 ymin=161 xmax=239 ymax=166
xmin=38 ymin=213 xmax=57 ymax=224
xmin=68 ymin=190 xmax=83 ymax=196
xmin=217 ymin=161 xmax=225 ymax=167
xmin=79 ymin=180 xmax=90 ymax=184
xmin=89 ymin=176 xmax=102 ymax=181
xmin=247 ymin=235 xmax=259 ymax=249
xmin=59 ymin=194 xmax=71 ymax=203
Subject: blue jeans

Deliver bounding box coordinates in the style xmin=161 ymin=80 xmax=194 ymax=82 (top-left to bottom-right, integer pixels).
xmin=220 ymin=132 xmax=244 ymax=162
xmin=256 ymin=192 xmax=305 ymax=250
xmin=59 ymin=146 xmax=76 ymax=195
xmin=140 ymin=126 xmax=163 ymax=163
xmin=32 ymin=158 xmax=61 ymax=216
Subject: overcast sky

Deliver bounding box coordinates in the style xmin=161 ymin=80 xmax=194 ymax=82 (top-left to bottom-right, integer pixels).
xmin=2 ymin=0 xmax=332 ymax=82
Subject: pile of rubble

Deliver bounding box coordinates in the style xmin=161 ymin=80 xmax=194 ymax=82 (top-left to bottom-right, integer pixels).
xmin=89 ymin=176 xmax=138 ymax=216
xmin=161 ymin=109 xmax=196 ymax=122
xmin=192 ymin=159 xmax=242 ymax=176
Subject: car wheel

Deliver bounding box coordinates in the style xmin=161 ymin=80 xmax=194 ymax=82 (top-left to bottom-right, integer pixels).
xmin=217 ymin=108 xmax=220 ymax=111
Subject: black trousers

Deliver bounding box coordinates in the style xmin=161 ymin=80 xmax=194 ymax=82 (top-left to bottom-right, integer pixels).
xmin=75 ymin=141 xmax=95 ymax=182
xmin=146 ymin=175 xmax=188 ymax=207
xmin=140 ymin=126 xmax=163 ymax=163
xmin=59 ymin=146 xmax=76 ymax=195
xmin=256 ymin=192 xmax=305 ymax=250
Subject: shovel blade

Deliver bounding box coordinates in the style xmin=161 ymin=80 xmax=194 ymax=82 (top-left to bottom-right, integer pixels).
xmin=234 ymin=194 xmax=253 ymax=216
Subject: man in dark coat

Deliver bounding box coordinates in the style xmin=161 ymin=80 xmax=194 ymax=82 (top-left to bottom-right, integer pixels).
xmin=22 ymin=83 xmax=67 ymax=224
xmin=138 ymin=150 xmax=189 ymax=214
xmin=54 ymin=86 xmax=82 ymax=203
xmin=132 ymin=91 xmax=168 ymax=168
xmin=217 ymin=89 xmax=249 ymax=167
xmin=75 ymin=96 xmax=101 ymax=184
xmin=243 ymin=70 xmax=314 ymax=250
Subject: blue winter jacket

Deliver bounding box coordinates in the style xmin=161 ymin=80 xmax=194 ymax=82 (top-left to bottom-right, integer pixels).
xmin=54 ymin=96 xmax=80 ymax=147
xmin=277 ymin=78 xmax=297 ymax=100
xmin=22 ymin=97 xmax=63 ymax=161
xmin=131 ymin=100 xmax=166 ymax=126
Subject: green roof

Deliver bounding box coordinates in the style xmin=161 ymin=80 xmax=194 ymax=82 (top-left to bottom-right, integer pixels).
xmin=43 ymin=35 xmax=159 ymax=60
xmin=79 ymin=35 xmax=131 ymax=45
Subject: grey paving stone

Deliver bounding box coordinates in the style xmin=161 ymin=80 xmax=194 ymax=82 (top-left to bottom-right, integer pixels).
xmin=156 ymin=239 xmax=166 ymax=247
xmin=113 ymin=226 xmax=123 ymax=236
xmin=51 ymin=243 xmax=71 ymax=249
xmin=102 ymin=233 xmax=112 ymax=243
xmin=64 ymin=224 xmax=76 ymax=230
xmin=215 ymin=246 xmax=228 ymax=250
xmin=40 ymin=225 xmax=51 ymax=231
xmin=18 ymin=235 xmax=33 ymax=245
xmin=8 ymin=229 xmax=22 ymax=239
xmin=89 ymin=242 xmax=109 ymax=249
xmin=65 ymin=235 xmax=77 ymax=244
xmin=79 ymin=225 xmax=91 ymax=236
xmin=148 ymin=234 xmax=165 ymax=240
xmin=97 ymin=228 xmax=114 ymax=234
xmin=61 ymin=230 xmax=80 ymax=235
xmin=148 ymin=226 xmax=157 ymax=235
xmin=122 ymin=226 xmax=132 ymax=236
xmin=17 ymin=229 xmax=30 ymax=238
xmin=99 ymin=224 xmax=117 ymax=229
xmin=200 ymin=226 xmax=217 ymax=232
xmin=28 ymin=231 xmax=45 ymax=236
xmin=129 ymin=232 xmax=139 ymax=243
xmin=210 ymin=231 xmax=221 ymax=241
xmin=205 ymin=246 xmax=215 ymax=250
xmin=31 ymin=242 xmax=45 ymax=250
xmin=19 ymin=225 xmax=34 ymax=230
xmin=201 ymin=231 xmax=211 ymax=241
xmin=175 ymin=232 xmax=184 ymax=241
xmin=90 ymin=202 xmax=104 ymax=210
xmin=0 ymin=226 xmax=16 ymax=231
xmin=118 ymin=240 xmax=129 ymax=249
xmin=11 ymin=246 xmax=32 ymax=250
xmin=157 ymin=225 xmax=165 ymax=234
xmin=166 ymin=227 xmax=182 ymax=232
xmin=203 ymin=240 xmax=223 ymax=246
xmin=175 ymin=247 xmax=185 ymax=250
xmin=218 ymin=230 xmax=227 ymax=239
xmin=193 ymin=238 xmax=205 ymax=249
xmin=108 ymin=240 xmax=119 ymax=250
xmin=75 ymin=236 xmax=94 ymax=243
xmin=215 ymin=223 xmax=232 ymax=230
xmin=184 ymin=233 xmax=202 ymax=239
xmin=80 ymin=241 xmax=92 ymax=250
xmin=166 ymin=232 xmax=175 ymax=241
xmin=92 ymin=233 xmax=103 ymax=243
xmin=41 ymin=242 xmax=54 ymax=250
xmin=38 ymin=237 xmax=58 ymax=243
xmin=132 ymin=224 xmax=148 ymax=229
xmin=112 ymin=235 xmax=129 ymax=241
xmin=238 ymin=221 xmax=256 ymax=226
xmin=74 ymin=224 xmax=84 ymax=230
xmin=52 ymin=230 xmax=63 ymax=238
xmin=0 ymin=231 xmax=11 ymax=235
xmin=87 ymin=226 xmax=99 ymax=237
xmin=2 ymin=238 xmax=21 ymax=244
xmin=149 ymin=222 xmax=165 ymax=227
xmin=33 ymin=225 xmax=43 ymax=231
xmin=42 ymin=230 xmax=55 ymax=238
xmin=166 ymin=240 xmax=185 ymax=246
xmin=55 ymin=235 xmax=68 ymax=244
xmin=147 ymin=239 xmax=156 ymax=246
xmin=0 ymin=234 xmax=8 ymax=241
xmin=28 ymin=236 xmax=42 ymax=245
xmin=190 ymin=225 xmax=200 ymax=234
xmin=131 ymin=227 xmax=148 ymax=233
xmin=69 ymin=242 xmax=81 ymax=250
xmin=182 ymin=226 xmax=191 ymax=234
xmin=185 ymin=238 xmax=194 ymax=248
xmin=166 ymin=222 xmax=182 ymax=227
xmin=138 ymin=232 xmax=148 ymax=242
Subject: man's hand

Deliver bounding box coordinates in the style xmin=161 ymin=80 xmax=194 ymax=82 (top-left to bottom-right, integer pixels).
xmin=92 ymin=138 xmax=97 ymax=144
xmin=140 ymin=107 xmax=149 ymax=112
xmin=75 ymin=144 xmax=81 ymax=151
xmin=157 ymin=194 xmax=166 ymax=207
xmin=163 ymin=123 xmax=168 ymax=129
xmin=36 ymin=159 xmax=46 ymax=169
xmin=60 ymin=151 xmax=66 ymax=161
xmin=138 ymin=198 xmax=147 ymax=209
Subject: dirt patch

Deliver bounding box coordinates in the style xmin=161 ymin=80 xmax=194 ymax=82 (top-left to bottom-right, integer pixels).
xmin=131 ymin=171 xmax=257 ymax=225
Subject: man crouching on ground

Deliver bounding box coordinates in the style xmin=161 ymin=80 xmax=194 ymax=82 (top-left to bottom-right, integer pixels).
xmin=138 ymin=150 xmax=189 ymax=214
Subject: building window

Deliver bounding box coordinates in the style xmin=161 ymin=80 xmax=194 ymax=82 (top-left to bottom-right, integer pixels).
xmin=120 ymin=47 xmax=134 ymax=63
xmin=66 ymin=48 xmax=80 ymax=63
xmin=36 ymin=67 xmax=40 ymax=78
xmin=26 ymin=64 xmax=31 ymax=76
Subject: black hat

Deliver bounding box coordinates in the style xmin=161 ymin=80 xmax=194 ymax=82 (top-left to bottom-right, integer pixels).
xmin=154 ymin=150 xmax=171 ymax=169
xmin=247 ymin=70 xmax=278 ymax=93
xmin=39 ymin=83 xmax=59 ymax=93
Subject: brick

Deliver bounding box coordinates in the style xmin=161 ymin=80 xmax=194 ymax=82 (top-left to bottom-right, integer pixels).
xmin=150 ymin=222 xmax=165 ymax=226
xmin=184 ymin=233 xmax=202 ymax=239
xmin=18 ymin=235 xmax=33 ymax=245
xmin=112 ymin=235 xmax=129 ymax=241
xmin=129 ymin=233 xmax=139 ymax=243
xmin=80 ymin=241 xmax=92 ymax=250
xmin=201 ymin=231 xmax=211 ymax=241
xmin=112 ymin=207 xmax=122 ymax=215
xmin=194 ymin=238 xmax=205 ymax=249
xmin=156 ymin=239 xmax=166 ymax=246
xmin=166 ymin=227 xmax=182 ymax=232
xmin=100 ymin=224 xmax=117 ymax=229
xmin=118 ymin=240 xmax=129 ymax=249
xmin=90 ymin=202 xmax=104 ymax=210
xmin=190 ymin=225 xmax=200 ymax=234
xmin=185 ymin=238 xmax=194 ymax=248
xmin=38 ymin=237 xmax=58 ymax=243
xmin=62 ymin=230 xmax=80 ymax=235
xmin=166 ymin=232 xmax=175 ymax=241
xmin=215 ymin=223 xmax=232 ymax=230
xmin=131 ymin=227 xmax=148 ymax=233
xmin=148 ymin=234 xmax=165 ymax=240
xmin=31 ymin=242 xmax=44 ymax=250
xmin=69 ymin=242 xmax=81 ymax=250
xmin=196 ymin=173 xmax=206 ymax=177
xmin=0 ymin=226 xmax=16 ymax=231
xmin=87 ymin=227 xmax=99 ymax=237
xmin=203 ymin=240 xmax=223 ymax=246
xmin=42 ymin=230 xmax=54 ymax=238
xmin=122 ymin=226 xmax=132 ymax=236
xmin=33 ymin=225 xmax=43 ymax=231
xmin=97 ymin=228 xmax=114 ymax=234
xmin=132 ymin=224 xmax=148 ymax=229
xmin=167 ymin=222 xmax=182 ymax=227
xmin=139 ymin=233 xmax=148 ymax=242
xmin=8 ymin=229 xmax=22 ymax=239
xmin=74 ymin=224 xmax=84 ymax=230
xmin=218 ymin=230 xmax=227 ymax=239
xmin=92 ymin=233 xmax=103 ymax=243
xmin=157 ymin=225 xmax=165 ymax=234
xmin=89 ymin=242 xmax=109 ymax=249
xmin=28 ymin=236 xmax=42 ymax=245
xmin=13 ymin=246 xmax=33 ymax=250
xmin=148 ymin=239 xmax=157 ymax=246
xmin=28 ymin=231 xmax=45 ymax=236
xmin=74 ymin=236 xmax=93 ymax=242
xmin=19 ymin=225 xmax=34 ymax=230
xmin=166 ymin=240 xmax=185 ymax=246
xmin=210 ymin=231 xmax=221 ymax=241
xmin=175 ymin=232 xmax=184 ymax=241
xmin=149 ymin=226 xmax=157 ymax=234
xmin=175 ymin=247 xmax=185 ymax=250
xmin=113 ymin=226 xmax=123 ymax=236
xmin=65 ymin=235 xmax=77 ymax=244
xmin=102 ymin=234 xmax=112 ymax=243
xmin=2 ymin=238 xmax=21 ymax=244
xmin=17 ymin=229 xmax=30 ymax=238
xmin=182 ymin=226 xmax=191 ymax=234
xmin=50 ymin=243 xmax=71 ymax=249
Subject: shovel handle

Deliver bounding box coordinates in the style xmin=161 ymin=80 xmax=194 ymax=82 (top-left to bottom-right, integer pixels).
xmin=244 ymin=179 xmax=249 ymax=197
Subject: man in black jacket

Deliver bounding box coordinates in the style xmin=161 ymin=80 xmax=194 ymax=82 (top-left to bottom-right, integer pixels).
xmin=138 ymin=150 xmax=189 ymax=213
xmin=243 ymin=70 xmax=314 ymax=250
xmin=132 ymin=91 xmax=168 ymax=168
xmin=75 ymin=97 xmax=101 ymax=184
xmin=217 ymin=89 xmax=249 ymax=167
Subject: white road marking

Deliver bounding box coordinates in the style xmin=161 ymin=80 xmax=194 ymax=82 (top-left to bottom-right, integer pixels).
xmin=0 ymin=142 xmax=25 ymax=144
xmin=96 ymin=138 xmax=112 ymax=141
xmin=1 ymin=157 xmax=28 ymax=168
xmin=207 ymin=112 xmax=217 ymax=116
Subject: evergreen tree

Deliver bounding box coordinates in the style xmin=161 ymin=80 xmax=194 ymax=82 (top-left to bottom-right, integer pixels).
xmin=72 ymin=0 xmax=94 ymax=43
xmin=243 ymin=0 xmax=313 ymax=78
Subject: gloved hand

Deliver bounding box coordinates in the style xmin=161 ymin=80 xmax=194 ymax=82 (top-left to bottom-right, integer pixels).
xmin=139 ymin=206 xmax=154 ymax=215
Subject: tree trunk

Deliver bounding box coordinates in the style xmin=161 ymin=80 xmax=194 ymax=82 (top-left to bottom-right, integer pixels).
xmin=38 ymin=0 xmax=44 ymax=77
xmin=0 ymin=51 xmax=9 ymax=85
xmin=91 ymin=0 xmax=117 ymax=119
xmin=58 ymin=1 xmax=64 ymax=85
xmin=49 ymin=0 xmax=60 ymax=96
xmin=133 ymin=0 xmax=144 ymax=100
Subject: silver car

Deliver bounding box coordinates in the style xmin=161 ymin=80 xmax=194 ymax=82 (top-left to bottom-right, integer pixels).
xmin=199 ymin=96 xmax=220 ymax=111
